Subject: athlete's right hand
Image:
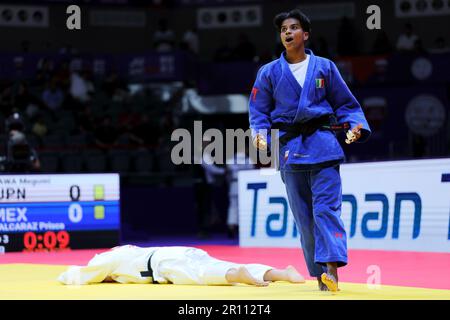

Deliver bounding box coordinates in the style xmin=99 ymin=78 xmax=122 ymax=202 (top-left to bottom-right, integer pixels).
xmin=345 ymin=123 xmax=363 ymax=144
xmin=253 ymin=134 xmax=267 ymax=151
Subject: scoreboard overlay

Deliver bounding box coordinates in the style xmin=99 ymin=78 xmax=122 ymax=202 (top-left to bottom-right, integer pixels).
xmin=0 ymin=173 xmax=120 ymax=252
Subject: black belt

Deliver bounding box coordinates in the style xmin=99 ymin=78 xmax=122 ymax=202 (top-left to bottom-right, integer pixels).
xmin=272 ymin=115 xmax=350 ymax=145
xmin=140 ymin=252 xmax=158 ymax=284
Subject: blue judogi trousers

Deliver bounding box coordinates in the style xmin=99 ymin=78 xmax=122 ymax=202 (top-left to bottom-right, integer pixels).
xmin=281 ymin=165 xmax=348 ymax=277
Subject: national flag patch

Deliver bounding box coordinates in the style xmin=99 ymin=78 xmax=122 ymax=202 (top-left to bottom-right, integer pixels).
xmin=315 ymin=78 xmax=325 ymax=88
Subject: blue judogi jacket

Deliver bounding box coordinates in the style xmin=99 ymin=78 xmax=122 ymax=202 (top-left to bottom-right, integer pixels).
xmin=249 ymin=49 xmax=371 ymax=169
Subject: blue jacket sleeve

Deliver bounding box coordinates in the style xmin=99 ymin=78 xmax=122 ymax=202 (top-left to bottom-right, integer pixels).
xmin=326 ymin=61 xmax=371 ymax=143
xmin=248 ymin=66 xmax=274 ymax=142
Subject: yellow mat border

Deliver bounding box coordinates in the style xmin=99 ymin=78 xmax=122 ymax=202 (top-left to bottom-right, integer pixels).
xmin=1 ymin=264 xmax=449 ymax=300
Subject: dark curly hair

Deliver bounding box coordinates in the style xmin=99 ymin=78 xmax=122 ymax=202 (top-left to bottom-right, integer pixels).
xmin=273 ymin=9 xmax=311 ymax=33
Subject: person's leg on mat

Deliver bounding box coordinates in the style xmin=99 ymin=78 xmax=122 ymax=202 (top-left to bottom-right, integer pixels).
xmin=311 ymin=165 xmax=347 ymax=292
xmin=281 ymin=170 xmax=328 ymax=290
xmin=263 ymin=265 xmax=305 ymax=283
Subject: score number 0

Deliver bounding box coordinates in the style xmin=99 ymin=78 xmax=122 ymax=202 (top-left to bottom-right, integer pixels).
xmin=68 ymin=185 xmax=83 ymax=223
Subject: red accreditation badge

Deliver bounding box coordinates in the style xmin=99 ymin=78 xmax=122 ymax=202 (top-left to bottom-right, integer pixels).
xmin=251 ymin=87 xmax=259 ymax=101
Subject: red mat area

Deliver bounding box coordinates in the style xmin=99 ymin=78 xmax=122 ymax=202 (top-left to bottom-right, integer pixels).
xmin=199 ymin=246 xmax=450 ymax=290
xmin=0 ymin=249 xmax=106 ymax=265
xmin=1 ymin=246 xmax=449 ymax=290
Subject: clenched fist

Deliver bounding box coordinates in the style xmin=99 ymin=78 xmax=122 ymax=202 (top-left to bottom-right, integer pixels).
xmin=253 ymin=134 xmax=268 ymax=151
xmin=345 ymin=123 xmax=363 ymax=144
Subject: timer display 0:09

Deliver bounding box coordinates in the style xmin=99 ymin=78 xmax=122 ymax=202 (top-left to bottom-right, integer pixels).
xmin=23 ymin=231 xmax=70 ymax=251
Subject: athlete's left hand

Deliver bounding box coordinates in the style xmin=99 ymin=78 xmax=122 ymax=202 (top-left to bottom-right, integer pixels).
xmin=345 ymin=123 xmax=363 ymax=144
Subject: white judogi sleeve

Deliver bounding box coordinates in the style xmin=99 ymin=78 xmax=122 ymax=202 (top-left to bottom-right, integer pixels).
xmin=57 ymin=265 xmax=111 ymax=285
xmin=58 ymin=245 xmax=158 ymax=285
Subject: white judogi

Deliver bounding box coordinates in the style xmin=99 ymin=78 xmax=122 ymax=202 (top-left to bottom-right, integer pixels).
xmin=58 ymin=245 xmax=273 ymax=285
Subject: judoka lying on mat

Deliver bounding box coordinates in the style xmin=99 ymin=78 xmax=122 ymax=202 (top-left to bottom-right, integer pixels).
xmin=58 ymin=245 xmax=305 ymax=286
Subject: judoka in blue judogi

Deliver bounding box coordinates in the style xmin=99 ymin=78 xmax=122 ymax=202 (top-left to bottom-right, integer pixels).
xmin=248 ymin=9 xmax=371 ymax=291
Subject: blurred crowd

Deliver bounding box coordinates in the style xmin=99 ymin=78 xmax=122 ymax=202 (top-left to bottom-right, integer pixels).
xmin=1 ymin=17 xmax=449 ymax=175
xmin=20 ymin=16 xmax=422 ymax=67
xmin=152 ymin=17 xmax=449 ymax=63
xmin=0 ymin=61 xmax=183 ymax=174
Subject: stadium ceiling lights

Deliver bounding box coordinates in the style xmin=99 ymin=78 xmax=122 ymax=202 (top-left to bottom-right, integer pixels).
xmin=0 ymin=5 xmax=48 ymax=27
xmin=197 ymin=6 xmax=262 ymax=29
xmin=396 ymin=0 xmax=450 ymax=16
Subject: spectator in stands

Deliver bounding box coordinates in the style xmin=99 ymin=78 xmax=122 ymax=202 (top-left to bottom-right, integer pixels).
xmin=31 ymin=114 xmax=48 ymax=141
xmin=103 ymin=72 xmax=128 ymax=101
xmin=181 ymin=27 xmax=199 ymax=55
xmin=94 ymin=115 xmax=119 ymax=149
xmin=372 ymin=29 xmax=393 ymax=55
xmin=153 ymin=18 xmax=176 ymax=52
xmin=42 ymin=80 xmax=65 ymax=113
xmin=396 ymin=23 xmax=419 ymax=52
xmin=14 ymin=82 xmax=41 ymax=122
xmin=70 ymin=70 xmax=94 ymax=103
xmin=4 ymin=112 xmax=40 ymax=173
xmin=232 ymin=33 xmax=257 ymax=61
xmin=5 ymin=129 xmax=40 ymax=172
xmin=34 ymin=58 xmax=54 ymax=86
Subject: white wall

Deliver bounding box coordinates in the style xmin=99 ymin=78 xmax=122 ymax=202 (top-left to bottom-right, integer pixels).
xmin=238 ymin=159 xmax=450 ymax=252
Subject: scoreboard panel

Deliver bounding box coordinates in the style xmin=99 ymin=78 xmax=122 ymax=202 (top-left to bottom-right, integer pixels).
xmin=0 ymin=173 xmax=120 ymax=253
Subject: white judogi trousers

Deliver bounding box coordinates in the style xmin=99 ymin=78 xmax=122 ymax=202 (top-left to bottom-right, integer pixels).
xmin=58 ymin=245 xmax=273 ymax=285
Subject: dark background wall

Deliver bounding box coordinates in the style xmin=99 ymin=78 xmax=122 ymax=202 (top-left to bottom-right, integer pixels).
xmin=0 ymin=1 xmax=448 ymax=58
xmin=120 ymin=183 xmax=229 ymax=240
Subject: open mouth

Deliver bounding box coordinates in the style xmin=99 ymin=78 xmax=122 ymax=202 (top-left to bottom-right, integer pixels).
xmin=285 ymin=37 xmax=294 ymax=43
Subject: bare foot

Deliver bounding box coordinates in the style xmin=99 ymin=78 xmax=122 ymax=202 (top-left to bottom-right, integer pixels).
xmin=285 ymin=265 xmax=305 ymax=283
xmin=227 ymin=266 xmax=269 ymax=286
xmin=321 ymin=273 xmax=339 ymax=292
xmin=317 ymin=277 xmax=329 ymax=291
